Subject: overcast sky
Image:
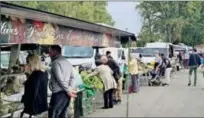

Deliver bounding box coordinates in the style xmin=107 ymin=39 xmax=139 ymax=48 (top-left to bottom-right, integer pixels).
xmin=107 ymin=2 xmax=142 ymax=36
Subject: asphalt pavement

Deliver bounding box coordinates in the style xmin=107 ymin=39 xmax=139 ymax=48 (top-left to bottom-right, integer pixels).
xmin=87 ymin=69 xmax=204 ymax=117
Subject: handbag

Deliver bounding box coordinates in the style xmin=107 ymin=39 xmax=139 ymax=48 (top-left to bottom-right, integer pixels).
xmin=198 ymin=65 xmax=204 ymax=72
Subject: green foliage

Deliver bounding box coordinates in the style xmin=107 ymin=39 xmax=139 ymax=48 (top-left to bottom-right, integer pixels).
xmin=136 ymin=1 xmax=204 ymax=46
xmin=8 ymin=1 xmax=114 ymax=26
xmin=80 ymin=71 xmax=104 ymax=90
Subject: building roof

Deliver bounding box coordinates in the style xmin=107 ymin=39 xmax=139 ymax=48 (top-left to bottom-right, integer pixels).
xmin=0 ymin=2 xmax=136 ymax=41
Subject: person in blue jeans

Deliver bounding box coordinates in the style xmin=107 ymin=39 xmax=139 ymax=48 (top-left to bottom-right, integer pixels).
xmin=188 ymin=48 xmax=201 ymax=86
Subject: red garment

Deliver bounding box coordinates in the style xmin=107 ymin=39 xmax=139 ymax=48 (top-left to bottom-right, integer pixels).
xmin=33 ymin=21 xmax=44 ymax=32
xmin=10 ymin=17 xmax=25 ymax=43
xmin=129 ymin=85 xmax=133 ymax=93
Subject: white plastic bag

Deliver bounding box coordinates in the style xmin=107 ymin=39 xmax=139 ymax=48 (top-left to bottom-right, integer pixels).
xmin=72 ymin=68 xmax=83 ymax=89
xmin=198 ymin=65 xmax=204 ymax=72
xmin=66 ymin=98 xmax=75 ymax=118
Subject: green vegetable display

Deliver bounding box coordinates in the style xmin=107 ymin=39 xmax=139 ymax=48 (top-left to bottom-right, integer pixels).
xmin=80 ymin=71 xmax=104 ymax=90
xmin=76 ymin=71 xmax=101 ymax=116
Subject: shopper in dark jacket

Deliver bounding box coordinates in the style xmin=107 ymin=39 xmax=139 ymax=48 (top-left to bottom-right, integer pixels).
xmin=188 ymin=48 xmax=201 ymax=86
xmin=106 ymin=51 xmax=122 ymax=104
xmin=106 ymin=51 xmax=121 ymax=82
xmin=21 ymin=54 xmax=48 ymax=118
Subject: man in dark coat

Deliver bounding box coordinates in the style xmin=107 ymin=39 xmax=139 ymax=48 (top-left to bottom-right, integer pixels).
xmin=106 ymin=51 xmax=122 ymax=104
xmin=188 ymin=48 xmax=201 ymax=86
xmin=106 ymin=51 xmax=121 ymax=82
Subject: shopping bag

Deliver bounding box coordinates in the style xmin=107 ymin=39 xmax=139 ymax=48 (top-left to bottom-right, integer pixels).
xmin=67 ymin=98 xmax=75 ymax=118
xmin=198 ymin=65 xmax=204 ymax=72
xmin=73 ymin=68 xmax=83 ymax=89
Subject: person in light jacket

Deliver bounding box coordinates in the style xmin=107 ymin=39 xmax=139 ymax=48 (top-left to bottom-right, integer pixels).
xmin=128 ymin=54 xmax=139 ymax=93
xmin=89 ymin=55 xmax=117 ymax=109
xmin=48 ymin=45 xmax=76 ymax=118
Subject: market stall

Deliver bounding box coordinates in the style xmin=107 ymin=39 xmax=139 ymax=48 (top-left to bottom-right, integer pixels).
xmin=0 ymin=44 xmax=42 ymax=117
xmin=0 ymin=2 xmax=136 ymax=118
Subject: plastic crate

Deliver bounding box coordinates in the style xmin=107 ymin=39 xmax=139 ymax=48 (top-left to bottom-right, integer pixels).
xmin=82 ymin=96 xmax=96 ymax=116
xmin=81 ymin=89 xmax=99 ymax=116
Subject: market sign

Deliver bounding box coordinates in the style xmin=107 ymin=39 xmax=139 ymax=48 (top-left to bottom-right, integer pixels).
xmin=0 ymin=15 xmax=117 ymax=47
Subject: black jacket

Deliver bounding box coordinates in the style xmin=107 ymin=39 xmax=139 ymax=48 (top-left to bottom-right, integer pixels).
xmin=107 ymin=57 xmax=121 ymax=81
xmin=188 ymin=53 xmax=201 ymax=67
xmin=22 ymin=70 xmax=48 ymax=115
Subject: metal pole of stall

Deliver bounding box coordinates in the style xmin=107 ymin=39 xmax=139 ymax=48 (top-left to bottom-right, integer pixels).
xmin=0 ymin=3 xmax=2 ymax=104
xmin=126 ymin=37 xmax=131 ymax=118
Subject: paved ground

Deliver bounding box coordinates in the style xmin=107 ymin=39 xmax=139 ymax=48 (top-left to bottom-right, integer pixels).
xmin=87 ymin=70 xmax=204 ymax=117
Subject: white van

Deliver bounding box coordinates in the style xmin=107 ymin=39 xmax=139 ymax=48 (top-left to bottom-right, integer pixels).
xmin=141 ymin=42 xmax=174 ymax=64
xmin=99 ymin=47 xmax=129 ymax=64
xmin=62 ymin=46 xmax=96 ymax=69
xmin=62 ymin=46 xmax=129 ymax=69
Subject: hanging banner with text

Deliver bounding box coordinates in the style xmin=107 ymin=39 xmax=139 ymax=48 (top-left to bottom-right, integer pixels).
xmin=0 ymin=15 xmax=118 ymax=47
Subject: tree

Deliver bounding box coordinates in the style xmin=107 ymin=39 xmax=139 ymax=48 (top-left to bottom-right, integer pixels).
xmin=7 ymin=1 xmax=115 ymax=26
xmin=136 ymin=1 xmax=204 ymax=46
xmin=180 ymin=2 xmax=204 ymax=46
